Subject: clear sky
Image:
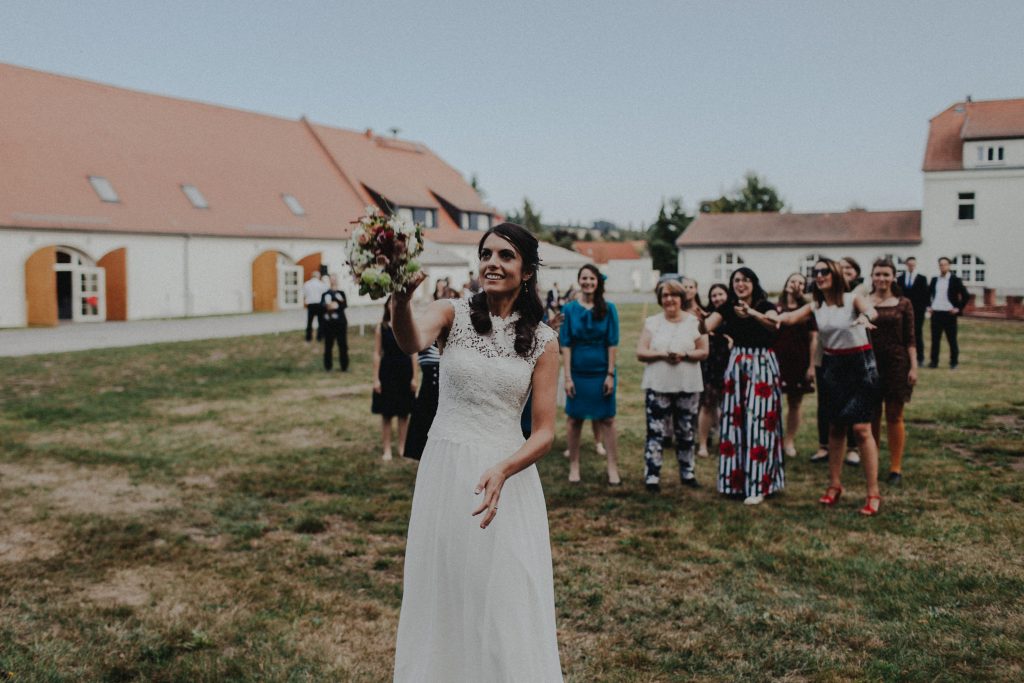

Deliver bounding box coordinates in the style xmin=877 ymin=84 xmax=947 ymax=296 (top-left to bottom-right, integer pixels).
xmin=2 ymin=1 xmax=1023 ymax=228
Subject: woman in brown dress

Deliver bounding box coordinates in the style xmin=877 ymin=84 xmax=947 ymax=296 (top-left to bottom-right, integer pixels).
xmin=773 ymin=273 xmax=816 ymax=457
xmin=868 ymin=259 xmax=918 ymax=485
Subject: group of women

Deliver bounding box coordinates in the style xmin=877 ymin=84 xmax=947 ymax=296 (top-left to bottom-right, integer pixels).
xmin=382 ymin=224 xmax=920 ymax=679
xmin=551 ymin=256 xmax=917 ymax=516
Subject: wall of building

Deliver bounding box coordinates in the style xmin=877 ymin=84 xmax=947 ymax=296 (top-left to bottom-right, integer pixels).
xmin=602 ymin=257 xmax=659 ymax=293
xmin=0 ymin=229 xmax=357 ymax=327
xmin=921 ymin=168 xmax=1024 ymax=293
xmin=677 ymin=244 xmax=920 ymax=295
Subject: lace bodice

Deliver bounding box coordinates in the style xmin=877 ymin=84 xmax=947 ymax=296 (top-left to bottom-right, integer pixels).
xmin=428 ymin=298 xmax=556 ymax=449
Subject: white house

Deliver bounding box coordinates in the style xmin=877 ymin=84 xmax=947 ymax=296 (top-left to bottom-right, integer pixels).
xmin=0 ymin=63 xmax=500 ymax=327
xmin=675 ymin=210 xmax=921 ymax=293
xmin=920 ymin=98 xmax=1024 ymax=293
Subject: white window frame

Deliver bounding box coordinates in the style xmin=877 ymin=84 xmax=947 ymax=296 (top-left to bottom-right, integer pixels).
xmin=277 ymin=255 xmax=303 ymax=309
xmin=949 ymin=254 xmax=986 ymax=285
xmin=802 ymin=253 xmax=826 ymax=278
xmin=714 ymin=252 xmax=745 ymax=282
xmin=957 ymin=192 xmax=975 ymax=221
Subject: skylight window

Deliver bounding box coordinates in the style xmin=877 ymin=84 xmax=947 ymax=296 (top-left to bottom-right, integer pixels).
xmin=88 ymin=176 xmax=120 ymax=203
xmin=181 ymin=184 xmax=209 ymax=209
xmin=282 ymin=194 xmax=306 ymax=216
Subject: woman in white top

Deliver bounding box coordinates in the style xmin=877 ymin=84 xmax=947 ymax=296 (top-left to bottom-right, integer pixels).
xmin=779 ymin=258 xmax=882 ymax=516
xmin=636 ymin=280 xmax=708 ymax=493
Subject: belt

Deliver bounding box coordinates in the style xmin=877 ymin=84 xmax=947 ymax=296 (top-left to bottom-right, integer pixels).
xmin=824 ymin=344 xmax=871 ymax=356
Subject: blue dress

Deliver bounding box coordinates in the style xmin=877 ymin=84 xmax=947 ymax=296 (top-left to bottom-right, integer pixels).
xmin=559 ymin=299 xmax=619 ymax=420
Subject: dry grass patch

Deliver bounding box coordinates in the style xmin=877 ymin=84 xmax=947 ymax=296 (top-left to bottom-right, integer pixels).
xmin=0 ymin=460 xmax=178 ymax=516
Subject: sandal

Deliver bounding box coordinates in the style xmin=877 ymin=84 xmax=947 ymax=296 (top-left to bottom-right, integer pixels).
xmin=818 ymin=485 xmax=844 ymax=506
xmin=859 ymin=495 xmax=882 ymax=517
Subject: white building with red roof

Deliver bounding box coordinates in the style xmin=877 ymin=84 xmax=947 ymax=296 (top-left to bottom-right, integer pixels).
xmin=676 ymin=97 xmax=1024 ymax=296
xmin=675 ymin=210 xmax=922 ymax=293
xmin=0 ymin=63 xmax=500 ymax=327
xmin=920 ymin=98 xmax=1024 ymax=293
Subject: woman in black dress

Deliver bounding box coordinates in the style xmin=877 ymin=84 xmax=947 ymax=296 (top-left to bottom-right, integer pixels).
xmin=373 ymin=299 xmax=417 ymax=460
xmin=697 ymin=283 xmax=731 ymax=457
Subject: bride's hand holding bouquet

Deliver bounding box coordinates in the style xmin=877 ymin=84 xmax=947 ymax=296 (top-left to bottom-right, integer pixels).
xmin=348 ymin=207 xmax=426 ymax=300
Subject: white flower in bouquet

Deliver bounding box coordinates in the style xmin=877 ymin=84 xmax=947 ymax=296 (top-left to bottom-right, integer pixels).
xmin=347 ymin=208 xmax=425 ymax=300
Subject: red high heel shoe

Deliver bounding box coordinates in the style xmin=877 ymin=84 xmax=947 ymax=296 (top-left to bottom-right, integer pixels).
xmin=818 ymin=486 xmax=844 ymax=506
xmin=859 ymin=495 xmax=882 ymax=517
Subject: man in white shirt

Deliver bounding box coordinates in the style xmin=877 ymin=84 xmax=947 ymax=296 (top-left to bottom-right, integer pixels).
xmin=303 ymin=270 xmax=328 ymax=342
xmin=927 ymin=257 xmax=969 ymax=369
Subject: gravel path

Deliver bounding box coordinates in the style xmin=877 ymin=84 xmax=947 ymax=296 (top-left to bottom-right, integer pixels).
xmin=0 ymin=305 xmax=384 ymax=357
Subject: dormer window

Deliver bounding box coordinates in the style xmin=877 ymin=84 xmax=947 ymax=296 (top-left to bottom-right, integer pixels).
xmin=181 ymin=184 xmax=209 ymax=209
xmin=976 ymin=145 xmax=1006 ymax=163
xmin=413 ymin=207 xmax=436 ymax=228
xmin=88 ymin=176 xmax=120 ymax=203
xmin=460 ymin=212 xmax=491 ymax=231
xmin=282 ymin=194 xmax=305 ymax=216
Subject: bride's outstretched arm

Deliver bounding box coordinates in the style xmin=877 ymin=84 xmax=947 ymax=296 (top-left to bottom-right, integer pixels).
xmin=472 ymin=338 xmax=559 ymax=530
xmin=390 ymin=273 xmax=455 ymax=354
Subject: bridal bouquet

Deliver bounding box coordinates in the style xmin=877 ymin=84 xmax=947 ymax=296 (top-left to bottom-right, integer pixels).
xmin=347 ymin=207 xmax=425 ymax=300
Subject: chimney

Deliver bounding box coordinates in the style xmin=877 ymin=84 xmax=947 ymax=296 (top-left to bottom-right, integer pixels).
xmin=966 ymin=95 xmax=973 ymax=103
xmin=364 ymin=128 xmax=373 ymax=139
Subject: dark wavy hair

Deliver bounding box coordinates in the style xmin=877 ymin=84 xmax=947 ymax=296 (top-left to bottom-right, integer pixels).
xmin=727 ymin=267 xmax=768 ymax=307
xmin=706 ymin=283 xmax=729 ymax=314
xmin=577 ymin=263 xmax=608 ymax=320
xmin=469 ymin=222 xmax=544 ymax=358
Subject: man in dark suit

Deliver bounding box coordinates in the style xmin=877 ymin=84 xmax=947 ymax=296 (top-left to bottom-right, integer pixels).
xmin=321 ymin=275 xmax=349 ymax=372
xmin=928 ymin=256 xmax=969 ymax=369
xmin=900 ymin=256 xmax=930 ymax=363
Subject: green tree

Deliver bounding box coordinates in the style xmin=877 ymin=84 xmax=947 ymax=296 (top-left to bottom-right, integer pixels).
xmin=506 ymin=198 xmax=544 ymax=235
xmin=647 ymin=197 xmax=693 ymax=274
xmin=701 ymin=172 xmax=784 ymax=213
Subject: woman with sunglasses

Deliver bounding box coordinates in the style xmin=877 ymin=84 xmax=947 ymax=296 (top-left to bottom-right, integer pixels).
xmin=779 ymin=259 xmax=882 ymax=516
xmin=702 ymin=267 xmax=784 ymax=505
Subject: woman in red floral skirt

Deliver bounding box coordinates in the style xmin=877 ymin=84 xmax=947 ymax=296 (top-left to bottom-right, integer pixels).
xmin=702 ymin=267 xmax=783 ymax=505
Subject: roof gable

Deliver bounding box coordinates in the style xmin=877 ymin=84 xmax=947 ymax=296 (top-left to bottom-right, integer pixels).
xmin=923 ymin=98 xmax=1024 ymax=171
xmin=572 ymin=241 xmax=644 ymax=263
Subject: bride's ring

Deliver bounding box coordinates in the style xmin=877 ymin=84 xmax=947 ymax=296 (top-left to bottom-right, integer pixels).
xmin=491 ymin=506 xmax=498 ymax=512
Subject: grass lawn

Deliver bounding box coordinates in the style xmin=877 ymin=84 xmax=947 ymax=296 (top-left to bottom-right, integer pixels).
xmin=1 ymin=307 xmax=1022 ymax=682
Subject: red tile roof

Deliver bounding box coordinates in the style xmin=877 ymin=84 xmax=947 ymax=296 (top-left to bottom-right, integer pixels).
xmin=306 ymin=123 xmax=495 ymax=242
xmin=923 ymin=98 xmax=1024 ymax=171
xmin=675 ymin=210 xmax=921 ymax=247
xmin=572 ymin=241 xmax=645 ymax=263
xmin=0 ymin=62 xmax=495 ymax=242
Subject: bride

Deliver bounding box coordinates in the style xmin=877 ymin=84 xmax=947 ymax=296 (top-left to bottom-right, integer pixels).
xmin=390 ymin=222 xmax=564 ymax=681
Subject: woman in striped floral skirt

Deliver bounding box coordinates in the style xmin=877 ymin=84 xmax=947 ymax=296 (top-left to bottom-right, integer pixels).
xmin=702 ymin=267 xmax=783 ymax=505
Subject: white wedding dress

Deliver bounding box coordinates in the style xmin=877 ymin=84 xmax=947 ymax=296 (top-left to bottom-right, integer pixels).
xmin=394 ymin=298 xmax=563 ymax=682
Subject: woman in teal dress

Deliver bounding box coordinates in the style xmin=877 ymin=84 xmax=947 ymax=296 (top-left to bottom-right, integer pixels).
xmin=560 ymin=264 xmax=621 ymax=485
